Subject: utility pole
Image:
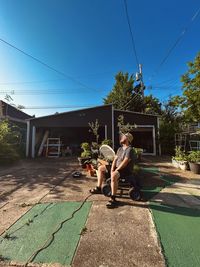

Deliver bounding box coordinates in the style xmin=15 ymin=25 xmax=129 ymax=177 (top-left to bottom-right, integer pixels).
xmin=139 ymin=64 xmax=145 ymax=100
xmin=135 ymin=64 xmax=145 ymax=112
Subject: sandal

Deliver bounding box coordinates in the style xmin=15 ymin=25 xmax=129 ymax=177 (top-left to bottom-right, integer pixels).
xmin=106 ymin=198 xmax=119 ymax=209
xmin=89 ymin=186 xmax=102 ymax=194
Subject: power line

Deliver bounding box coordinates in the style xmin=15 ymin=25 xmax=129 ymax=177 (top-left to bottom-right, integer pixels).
xmin=0 ymin=38 xmax=94 ymax=90
xmin=0 ymin=88 xmax=107 ymax=95
xmin=21 ymin=105 xmax=95 ymax=109
xmin=0 ymin=69 xmax=123 ymax=85
xmin=123 ymin=0 xmax=139 ymax=69
xmin=121 ymin=91 xmax=142 ymax=110
xmin=0 ymin=78 xmax=66 ymax=85
xmin=149 ymin=6 xmax=200 ymax=81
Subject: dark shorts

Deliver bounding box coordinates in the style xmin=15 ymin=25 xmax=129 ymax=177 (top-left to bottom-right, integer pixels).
xmin=117 ymin=169 xmax=133 ymax=179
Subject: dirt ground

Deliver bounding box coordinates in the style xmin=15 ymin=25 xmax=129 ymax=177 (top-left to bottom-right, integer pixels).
xmin=0 ymin=156 xmax=200 ymax=267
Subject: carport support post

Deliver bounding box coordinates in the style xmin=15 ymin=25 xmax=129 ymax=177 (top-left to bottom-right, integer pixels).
xmin=26 ymin=120 xmax=30 ymax=157
xmin=157 ymin=117 xmax=161 ymax=155
xmin=104 ymin=125 xmax=107 ymax=139
xmin=112 ymin=105 xmax=115 ymax=149
xmin=31 ymin=126 xmax=36 ymax=158
xmin=153 ymin=126 xmax=156 ymax=156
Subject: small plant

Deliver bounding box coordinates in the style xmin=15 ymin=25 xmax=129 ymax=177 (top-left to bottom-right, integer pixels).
xmin=173 ymin=146 xmax=187 ymax=162
xmin=101 ymin=139 xmax=112 ymax=147
xmin=133 ymin=148 xmax=143 ymax=161
xmin=81 ymin=142 xmax=90 ymax=151
xmin=80 ymin=142 xmax=91 ymax=158
xmin=81 ymin=151 xmax=92 ymax=158
xmin=188 ymin=151 xmax=200 ymax=163
xmin=88 ymin=119 xmax=100 ymax=144
xmin=80 ymin=226 xmax=88 ymax=235
xmin=0 ymin=254 xmax=6 ymax=261
xmin=3 ymin=232 xmax=11 ymax=239
xmin=117 ymin=115 xmax=137 ymax=134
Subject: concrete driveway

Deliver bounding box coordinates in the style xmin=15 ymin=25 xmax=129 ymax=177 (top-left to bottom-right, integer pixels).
xmin=0 ymin=157 xmax=177 ymax=267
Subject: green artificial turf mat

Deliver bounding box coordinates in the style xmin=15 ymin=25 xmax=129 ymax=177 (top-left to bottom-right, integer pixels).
xmin=0 ymin=201 xmax=91 ymax=266
xmin=150 ymin=202 xmax=200 ymax=267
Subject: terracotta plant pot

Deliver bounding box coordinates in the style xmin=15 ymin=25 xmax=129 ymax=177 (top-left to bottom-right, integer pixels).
xmin=77 ymin=157 xmax=91 ymax=168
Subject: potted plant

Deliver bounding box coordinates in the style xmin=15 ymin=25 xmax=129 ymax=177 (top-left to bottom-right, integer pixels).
xmin=187 ymin=151 xmax=200 ymax=174
xmin=101 ymin=139 xmax=113 ymax=147
xmin=172 ymin=146 xmax=188 ymax=170
xmin=78 ymin=142 xmax=92 ymax=168
xmin=133 ymin=148 xmax=143 ymax=162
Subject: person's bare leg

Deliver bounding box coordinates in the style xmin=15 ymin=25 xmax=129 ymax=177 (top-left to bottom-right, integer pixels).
xmin=97 ymin=165 xmax=107 ymax=188
xmin=110 ymin=170 xmax=120 ymax=196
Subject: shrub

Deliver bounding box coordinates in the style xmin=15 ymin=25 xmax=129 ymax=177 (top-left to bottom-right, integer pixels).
xmin=0 ymin=120 xmax=20 ymax=164
xmin=173 ymin=146 xmax=187 ymax=162
xmin=187 ymin=151 xmax=200 ymax=163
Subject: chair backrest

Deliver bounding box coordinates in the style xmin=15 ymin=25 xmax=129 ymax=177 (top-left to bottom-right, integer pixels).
xmin=99 ymin=145 xmax=115 ymax=162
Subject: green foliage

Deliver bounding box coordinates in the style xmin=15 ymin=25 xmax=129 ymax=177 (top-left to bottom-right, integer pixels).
xmin=159 ymin=120 xmax=181 ymax=155
xmin=0 ymin=120 xmax=20 ymax=164
xmin=104 ymin=71 xmax=163 ymax=113
xmin=170 ymin=52 xmax=200 ymax=122
xmin=144 ymin=94 xmax=162 ymax=115
xmin=188 ymin=151 xmax=200 ymax=163
xmin=117 ymin=115 xmax=137 ymax=134
xmin=101 ymin=139 xmax=113 ymax=146
xmin=180 ymin=52 xmax=200 ymax=122
xmin=133 ymin=164 xmax=141 ymax=174
xmin=81 ymin=142 xmax=90 ymax=151
xmin=103 ymin=72 xmax=135 ymax=110
xmin=91 ymin=142 xmax=99 ymax=149
xmin=80 ymin=142 xmax=91 ymax=158
xmin=173 ymin=146 xmax=187 ymax=161
xmin=80 ymin=151 xmax=92 ymax=158
xmin=88 ymin=119 xmax=100 ymax=144
xmin=132 ymin=147 xmax=143 ymax=161
xmin=159 ymin=96 xmax=183 ymax=155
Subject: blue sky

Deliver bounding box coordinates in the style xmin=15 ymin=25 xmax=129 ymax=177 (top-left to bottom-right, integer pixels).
xmin=0 ymin=0 xmax=200 ymax=117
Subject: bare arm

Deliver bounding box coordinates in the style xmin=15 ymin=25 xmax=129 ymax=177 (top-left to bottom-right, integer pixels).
xmin=115 ymin=157 xmax=130 ymax=171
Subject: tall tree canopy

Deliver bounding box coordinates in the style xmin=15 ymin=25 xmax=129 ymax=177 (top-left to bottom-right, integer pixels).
xmin=103 ymin=72 xmax=136 ymax=110
xmin=103 ymin=72 xmax=161 ymax=114
xmin=177 ymin=52 xmax=200 ymax=122
xmin=143 ymin=94 xmax=162 ymax=115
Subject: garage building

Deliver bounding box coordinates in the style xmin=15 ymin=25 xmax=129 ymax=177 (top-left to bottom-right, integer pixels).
xmin=26 ymin=104 xmax=160 ymax=157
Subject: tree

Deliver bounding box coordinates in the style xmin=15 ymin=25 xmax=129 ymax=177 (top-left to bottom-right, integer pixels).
xmin=159 ymin=97 xmax=183 ymax=155
xmin=0 ymin=120 xmax=20 ymax=163
xmin=179 ymin=52 xmax=200 ymax=122
xmin=104 ymin=71 xmax=162 ymax=114
xmin=143 ymin=94 xmax=162 ymax=115
xmin=103 ymin=72 xmax=138 ymax=111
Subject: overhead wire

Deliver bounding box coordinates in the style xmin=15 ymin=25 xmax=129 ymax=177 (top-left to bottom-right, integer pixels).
xmin=149 ymin=6 xmax=200 ymax=81
xmin=0 ymin=88 xmax=107 ymax=95
xmin=19 ymin=105 xmax=95 ymax=110
xmin=0 ymin=38 xmax=95 ymax=91
xmin=0 ymin=78 xmax=66 ymax=85
xmin=123 ymin=0 xmax=140 ymax=69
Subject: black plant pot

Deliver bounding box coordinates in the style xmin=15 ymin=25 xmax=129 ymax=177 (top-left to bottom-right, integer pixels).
xmin=189 ymin=162 xmax=200 ymax=174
